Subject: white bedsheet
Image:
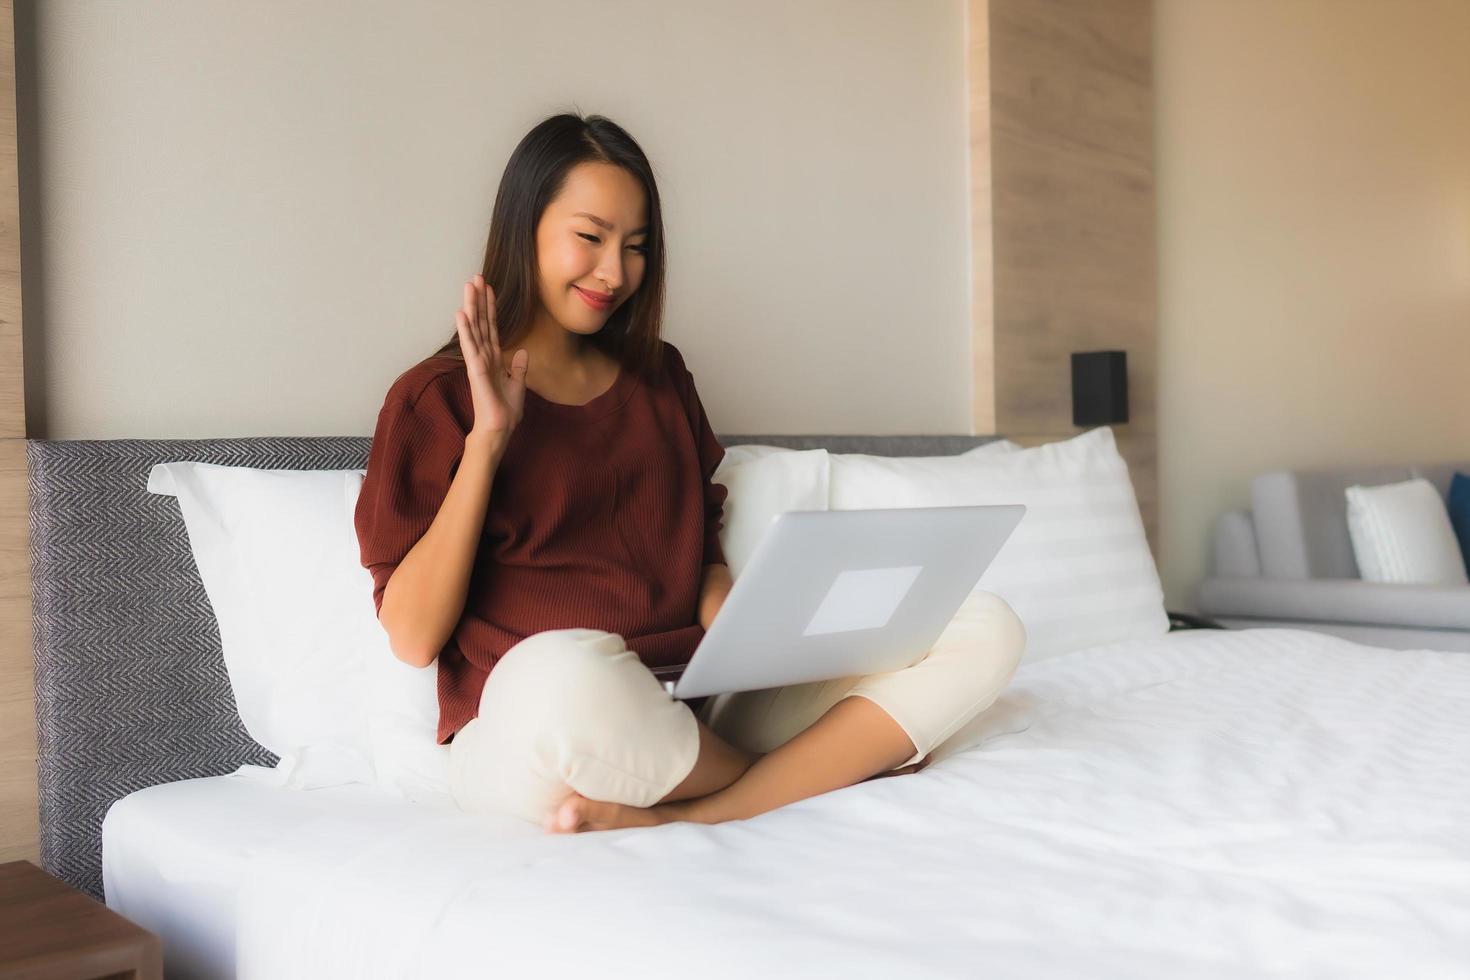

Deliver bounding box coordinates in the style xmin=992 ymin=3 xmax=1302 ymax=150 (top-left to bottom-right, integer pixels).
xmin=101 ymin=771 xmax=426 ymax=978
xmin=105 ymin=628 xmax=1470 ymax=979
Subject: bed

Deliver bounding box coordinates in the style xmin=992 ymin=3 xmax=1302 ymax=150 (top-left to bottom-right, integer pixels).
xmin=26 ymin=434 xmax=1470 ymax=979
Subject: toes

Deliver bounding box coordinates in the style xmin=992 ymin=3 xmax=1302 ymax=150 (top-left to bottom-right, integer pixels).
xmin=545 ymin=795 xmax=584 ymax=834
xmin=544 ymin=794 xmax=657 ymax=834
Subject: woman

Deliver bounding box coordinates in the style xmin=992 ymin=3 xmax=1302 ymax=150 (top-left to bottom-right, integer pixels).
xmin=354 ymin=112 xmax=1026 ymax=835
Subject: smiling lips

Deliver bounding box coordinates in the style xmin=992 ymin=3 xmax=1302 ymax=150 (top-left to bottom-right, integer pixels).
xmin=574 ymin=285 xmax=614 ymax=311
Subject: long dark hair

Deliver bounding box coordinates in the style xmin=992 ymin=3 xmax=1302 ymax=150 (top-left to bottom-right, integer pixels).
xmin=431 ymin=111 xmax=668 ymax=382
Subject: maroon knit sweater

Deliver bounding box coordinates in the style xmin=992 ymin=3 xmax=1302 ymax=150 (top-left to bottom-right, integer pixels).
xmin=354 ymin=339 xmax=727 ymax=744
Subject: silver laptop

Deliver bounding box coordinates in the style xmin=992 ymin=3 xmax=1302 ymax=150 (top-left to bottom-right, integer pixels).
xmin=660 ymin=504 xmax=1026 ymax=700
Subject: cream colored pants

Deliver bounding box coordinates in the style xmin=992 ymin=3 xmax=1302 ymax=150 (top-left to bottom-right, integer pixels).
xmin=448 ymin=590 xmax=1026 ymax=825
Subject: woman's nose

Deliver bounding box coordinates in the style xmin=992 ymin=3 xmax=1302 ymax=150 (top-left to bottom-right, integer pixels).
xmin=596 ymin=260 xmax=624 ymax=291
xmin=598 ymin=246 xmax=632 ymax=285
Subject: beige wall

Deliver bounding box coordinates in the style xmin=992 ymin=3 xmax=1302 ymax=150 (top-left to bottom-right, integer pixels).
xmin=20 ymin=0 xmax=972 ymax=440
xmin=1155 ymin=0 xmax=1470 ymax=610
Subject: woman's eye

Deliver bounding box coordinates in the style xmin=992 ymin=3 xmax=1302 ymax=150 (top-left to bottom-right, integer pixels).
xmin=579 ymin=232 xmax=647 ymax=255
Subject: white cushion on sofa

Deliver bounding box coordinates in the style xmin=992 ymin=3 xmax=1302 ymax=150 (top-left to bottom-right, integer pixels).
xmin=146 ymin=462 xmax=377 ymax=788
xmin=1345 ymin=478 xmax=1469 ymax=586
xmin=828 ymin=427 xmax=1168 ymax=661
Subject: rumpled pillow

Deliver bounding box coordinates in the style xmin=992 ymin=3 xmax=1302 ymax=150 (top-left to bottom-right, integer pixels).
xmin=1345 ymin=478 xmax=1469 ymax=586
xmin=146 ymin=462 xmax=378 ymax=789
xmin=827 ymin=426 xmax=1167 ymax=662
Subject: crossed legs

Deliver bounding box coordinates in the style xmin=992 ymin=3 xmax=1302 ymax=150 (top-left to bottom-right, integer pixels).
xmin=448 ymin=591 xmax=1026 ymax=834
xmin=546 ymin=693 xmax=919 ymax=832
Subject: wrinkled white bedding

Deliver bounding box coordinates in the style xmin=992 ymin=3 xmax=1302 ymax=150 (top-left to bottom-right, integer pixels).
xmin=108 ymin=628 xmax=1470 ymax=978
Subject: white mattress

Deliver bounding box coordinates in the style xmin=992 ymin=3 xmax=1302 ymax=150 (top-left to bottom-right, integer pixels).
xmin=103 ymin=628 xmax=1470 ymax=979
xmin=100 ymin=771 xmax=430 ymax=979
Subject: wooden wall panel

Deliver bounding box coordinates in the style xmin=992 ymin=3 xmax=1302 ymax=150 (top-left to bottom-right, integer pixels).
xmin=968 ymin=2 xmax=997 ymax=435
xmin=0 ymin=0 xmax=36 ymax=865
xmin=969 ymin=0 xmax=1159 ymax=556
xmin=0 ymin=0 xmax=17 ymax=438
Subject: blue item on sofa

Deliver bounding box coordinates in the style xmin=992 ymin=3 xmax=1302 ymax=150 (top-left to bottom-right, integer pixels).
xmin=1450 ymin=472 xmax=1470 ymax=576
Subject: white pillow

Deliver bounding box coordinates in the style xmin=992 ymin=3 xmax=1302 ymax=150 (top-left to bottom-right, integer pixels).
xmin=342 ymin=471 xmax=455 ymax=808
xmin=717 ymin=444 xmax=801 ymax=466
xmin=1345 ymin=478 xmax=1469 ymax=586
xmin=711 ymin=447 xmax=832 ymax=579
xmin=828 ymin=426 xmax=1168 ymax=661
xmin=146 ymin=462 xmax=378 ymax=788
xmin=721 ymin=439 xmax=1016 ymax=467
xmin=964 ymin=439 xmax=1022 ymax=455
xmin=708 ymin=439 xmax=1017 ymax=580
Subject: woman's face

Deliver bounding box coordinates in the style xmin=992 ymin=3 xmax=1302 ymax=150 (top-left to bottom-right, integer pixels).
xmin=533 ymin=161 xmax=650 ymax=335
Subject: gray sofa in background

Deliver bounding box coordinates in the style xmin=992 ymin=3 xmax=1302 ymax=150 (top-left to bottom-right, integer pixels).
xmin=1196 ymin=460 xmax=1470 ymax=653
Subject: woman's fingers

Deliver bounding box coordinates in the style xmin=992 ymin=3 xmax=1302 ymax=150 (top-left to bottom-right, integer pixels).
xmin=469 ymin=274 xmax=501 ymax=370
xmin=461 ymin=279 xmax=485 ymax=364
xmin=455 ymin=311 xmax=476 ymax=363
xmin=480 ymin=276 xmax=500 ymax=362
xmin=472 ymin=275 xmax=494 ymax=366
xmin=463 ymin=281 xmax=481 ymax=354
xmin=469 ymin=275 xmax=500 ymax=369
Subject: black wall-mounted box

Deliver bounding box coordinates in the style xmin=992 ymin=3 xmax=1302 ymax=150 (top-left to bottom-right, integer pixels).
xmin=1070 ymin=350 xmax=1129 ymax=426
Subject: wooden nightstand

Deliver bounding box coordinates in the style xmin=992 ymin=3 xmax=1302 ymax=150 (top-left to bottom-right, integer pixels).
xmin=0 ymin=860 xmax=161 ymax=979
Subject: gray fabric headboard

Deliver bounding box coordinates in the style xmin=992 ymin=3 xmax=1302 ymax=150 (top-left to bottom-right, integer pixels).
xmin=26 ymin=432 xmax=1000 ymax=900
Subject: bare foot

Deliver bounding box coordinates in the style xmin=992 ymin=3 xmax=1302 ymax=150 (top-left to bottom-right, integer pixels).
xmin=544 ymin=752 xmax=933 ymax=834
xmin=543 ymin=792 xmax=674 ymax=834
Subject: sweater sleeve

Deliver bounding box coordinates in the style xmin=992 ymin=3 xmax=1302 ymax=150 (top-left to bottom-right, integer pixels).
xmin=354 ymin=373 xmax=469 ymax=617
xmin=668 ymin=345 xmax=729 ymax=568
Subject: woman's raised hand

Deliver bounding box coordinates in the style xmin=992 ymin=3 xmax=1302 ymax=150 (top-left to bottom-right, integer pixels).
xmin=457 ymin=273 xmax=528 ymax=444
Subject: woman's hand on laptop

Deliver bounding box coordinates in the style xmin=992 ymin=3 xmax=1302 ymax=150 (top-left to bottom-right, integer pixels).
xmin=698 ymin=563 xmax=733 ymax=631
